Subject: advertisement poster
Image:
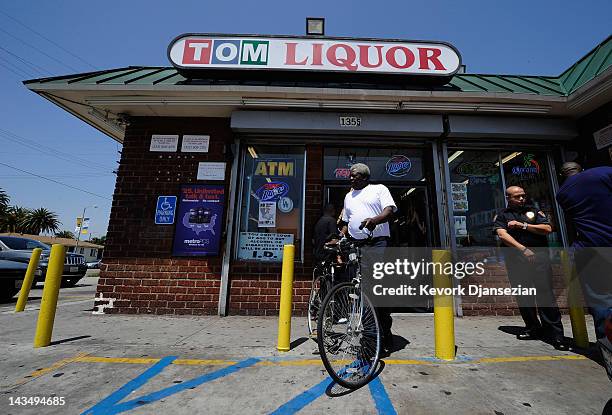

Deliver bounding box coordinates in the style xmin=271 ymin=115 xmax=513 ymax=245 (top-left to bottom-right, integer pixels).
xmin=258 ymin=201 xmax=276 ymax=227
xmin=172 ymin=185 xmax=225 ymax=256
xmin=237 ymin=232 xmax=294 ymax=262
xmin=451 ymin=182 xmax=469 ymax=212
xmin=454 ymin=216 xmax=467 ymax=236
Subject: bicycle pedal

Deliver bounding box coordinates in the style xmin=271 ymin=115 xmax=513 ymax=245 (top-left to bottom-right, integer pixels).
xmin=349 ymin=293 xmax=358 ymax=299
xmin=337 ymin=317 xmax=348 ymax=324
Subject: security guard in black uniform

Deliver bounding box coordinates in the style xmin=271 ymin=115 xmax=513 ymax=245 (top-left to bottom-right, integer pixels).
xmin=493 ymin=186 xmax=568 ymax=350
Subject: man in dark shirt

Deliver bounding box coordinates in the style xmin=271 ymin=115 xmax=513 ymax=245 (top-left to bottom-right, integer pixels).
xmin=313 ymin=204 xmax=338 ymax=262
xmin=494 ymin=186 xmax=567 ymax=350
xmin=557 ymin=162 xmax=612 ymax=340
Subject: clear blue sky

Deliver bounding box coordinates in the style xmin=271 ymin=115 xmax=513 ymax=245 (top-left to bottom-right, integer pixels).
xmin=0 ymin=1 xmax=610 ymax=238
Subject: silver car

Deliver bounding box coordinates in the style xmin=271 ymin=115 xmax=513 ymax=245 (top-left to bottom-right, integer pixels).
xmin=0 ymin=236 xmax=87 ymax=287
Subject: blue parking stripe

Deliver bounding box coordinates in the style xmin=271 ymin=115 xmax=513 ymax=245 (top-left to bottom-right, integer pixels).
xmin=369 ymin=377 xmax=397 ymax=415
xmin=269 ymin=377 xmax=331 ymax=415
xmin=82 ymin=357 xmax=259 ymax=415
xmin=81 ymin=355 xmax=177 ymax=415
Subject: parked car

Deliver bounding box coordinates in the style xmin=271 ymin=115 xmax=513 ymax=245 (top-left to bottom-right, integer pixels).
xmin=0 ymin=236 xmax=87 ymax=287
xmin=86 ymin=259 xmax=101 ymax=269
xmin=0 ymin=259 xmax=28 ymax=302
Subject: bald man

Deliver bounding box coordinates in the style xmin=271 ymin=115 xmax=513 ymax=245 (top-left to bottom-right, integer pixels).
xmin=493 ymin=186 xmax=567 ymax=350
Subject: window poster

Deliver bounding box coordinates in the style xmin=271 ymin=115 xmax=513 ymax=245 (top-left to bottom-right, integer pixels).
xmin=454 ymin=215 xmax=467 ymax=236
xmin=451 ymin=182 xmax=469 ymax=212
xmin=258 ymin=201 xmax=276 ymax=227
xmin=172 ymin=184 xmax=225 ymax=256
xmin=237 ymin=232 xmax=294 ymax=262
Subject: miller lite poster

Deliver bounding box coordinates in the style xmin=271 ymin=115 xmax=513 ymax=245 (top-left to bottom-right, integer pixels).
xmin=172 ymin=184 xmax=225 ymax=256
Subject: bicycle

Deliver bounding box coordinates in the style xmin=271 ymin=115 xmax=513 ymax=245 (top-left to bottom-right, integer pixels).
xmin=316 ymin=233 xmax=381 ymax=389
xmin=307 ymin=242 xmax=344 ymax=338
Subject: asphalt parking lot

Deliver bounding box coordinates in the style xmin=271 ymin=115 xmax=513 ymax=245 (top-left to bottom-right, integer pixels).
xmin=1 ymin=274 xmax=610 ymax=415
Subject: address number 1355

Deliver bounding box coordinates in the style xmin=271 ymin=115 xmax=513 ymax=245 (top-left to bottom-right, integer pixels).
xmin=339 ymin=116 xmax=361 ymax=127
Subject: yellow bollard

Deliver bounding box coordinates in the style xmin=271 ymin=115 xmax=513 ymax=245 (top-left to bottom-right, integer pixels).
xmin=15 ymin=248 xmax=42 ymax=312
xmin=432 ymin=249 xmax=455 ymax=360
xmin=277 ymin=244 xmax=295 ymax=352
xmin=560 ymin=250 xmax=589 ymax=349
xmin=34 ymin=244 xmax=66 ymax=348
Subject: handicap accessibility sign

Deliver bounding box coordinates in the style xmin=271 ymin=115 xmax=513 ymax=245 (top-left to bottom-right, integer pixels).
xmin=155 ymin=196 xmax=177 ymax=225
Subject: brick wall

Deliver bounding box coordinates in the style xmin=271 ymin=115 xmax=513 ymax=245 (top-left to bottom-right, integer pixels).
xmin=97 ymin=116 xmax=231 ymax=314
xmin=460 ymin=263 xmax=568 ymax=316
xmin=98 ymin=118 xmax=323 ymax=316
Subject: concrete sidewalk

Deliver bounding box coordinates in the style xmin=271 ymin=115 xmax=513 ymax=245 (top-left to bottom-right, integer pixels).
xmin=1 ymin=288 xmax=610 ymax=414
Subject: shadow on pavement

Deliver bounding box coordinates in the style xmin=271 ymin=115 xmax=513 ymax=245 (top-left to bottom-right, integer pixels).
xmin=498 ymin=325 xmax=525 ymax=336
xmin=289 ymin=337 xmax=309 ymax=350
xmin=49 ymin=335 xmax=91 ymax=346
xmin=499 ymin=325 xmax=605 ymax=367
xmin=388 ymin=334 xmax=410 ymax=353
xmin=325 ymin=361 xmax=386 ymax=397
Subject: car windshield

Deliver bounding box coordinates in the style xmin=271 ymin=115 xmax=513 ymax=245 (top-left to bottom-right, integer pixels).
xmin=0 ymin=237 xmax=50 ymax=250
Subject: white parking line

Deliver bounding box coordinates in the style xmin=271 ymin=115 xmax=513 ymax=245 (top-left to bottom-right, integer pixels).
xmin=0 ymin=298 xmax=94 ymax=314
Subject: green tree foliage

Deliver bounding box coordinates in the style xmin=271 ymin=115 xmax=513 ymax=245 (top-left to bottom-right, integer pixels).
xmin=55 ymin=230 xmax=75 ymax=239
xmin=90 ymin=235 xmax=106 ymax=246
xmin=0 ymin=206 xmax=30 ymax=233
xmin=0 ymin=188 xmax=9 ymax=213
xmin=19 ymin=207 xmax=61 ymax=235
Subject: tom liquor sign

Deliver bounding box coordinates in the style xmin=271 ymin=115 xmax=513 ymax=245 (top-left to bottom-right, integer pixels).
xmin=168 ymin=34 xmax=461 ymax=79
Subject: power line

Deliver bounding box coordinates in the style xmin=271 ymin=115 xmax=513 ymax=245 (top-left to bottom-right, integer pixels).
xmin=0 ymin=161 xmax=112 ymax=200
xmin=0 ymin=59 xmax=30 ymax=78
xmin=0 ymin=53 xmax=36 ymax=77
xmin=0 ymin=26 xmax=80 ymax=72
xmin=0 ymin=9 xmax=97 ymax=70
xmin=0 ymin=128 xmax=116 ymax=173
xmin=0 ymin=45 xmax=48 ymax=76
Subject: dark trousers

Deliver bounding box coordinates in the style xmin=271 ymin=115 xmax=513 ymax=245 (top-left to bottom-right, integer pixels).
xmin=367 ymin=238 xmax=393 ymax=341
xmin=505 ymin=250 xmax=564 ymax=337
xmin=575 ymin=248 xmax=612 ymax=339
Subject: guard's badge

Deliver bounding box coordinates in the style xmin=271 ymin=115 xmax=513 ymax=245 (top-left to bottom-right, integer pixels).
xmin=526 ymin=211 xmax=536 ymax=222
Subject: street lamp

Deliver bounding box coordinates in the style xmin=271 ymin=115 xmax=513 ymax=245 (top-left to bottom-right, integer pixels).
xmin=75 ymin=205 xmax=97 ymax=252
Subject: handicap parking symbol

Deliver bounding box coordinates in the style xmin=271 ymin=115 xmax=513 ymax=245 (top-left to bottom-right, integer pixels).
xmin=155 ymin=196 xmax=177 ymax=225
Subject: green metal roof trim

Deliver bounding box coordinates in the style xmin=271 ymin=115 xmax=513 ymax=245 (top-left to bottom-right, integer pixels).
xmin=24 ymin=36 xmax=611 ymax=97
xmin=22 ymin=67 xmax=566 ymax=96
xmin=559 ymin=35 xmax=612 ymax=95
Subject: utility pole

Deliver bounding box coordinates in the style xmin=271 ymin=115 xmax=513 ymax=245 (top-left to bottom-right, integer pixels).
xmin=75 ymin=205 xmax=97 ymax=252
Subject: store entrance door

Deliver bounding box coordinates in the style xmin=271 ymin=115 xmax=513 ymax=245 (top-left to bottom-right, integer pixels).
xmin=324 ymin=184 xmax=433 ymax=247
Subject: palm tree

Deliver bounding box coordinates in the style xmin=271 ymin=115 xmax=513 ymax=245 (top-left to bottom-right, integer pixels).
xmin=90 ymin=235 xmax=106 ymax=245
xmin=0 ymin=188 xmax=9 ymax=213
xmin=0 ymin=206 xmax=30 ymax=233
xmin=55 ymin=230 xmax=75 ymax=239
xmin=19 ymin=207 xmax=61 ymax=235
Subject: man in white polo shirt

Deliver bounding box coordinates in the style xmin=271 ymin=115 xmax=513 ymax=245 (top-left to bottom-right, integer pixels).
xmin=338 ymin=163 xmax=397 ymax=353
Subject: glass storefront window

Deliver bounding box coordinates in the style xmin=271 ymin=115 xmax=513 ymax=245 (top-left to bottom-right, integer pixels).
xmin=448 ymin=148 xmax=560 ymax=248
xmin=501 ymin=151 xmax=561 ymax=246
xmin=448 ymin=150 xmax=505 ymax=247
xmin=324 ymin=148 xmax=424 ymax=182
xmin=236 ymin=145 xmax=305 ymax=262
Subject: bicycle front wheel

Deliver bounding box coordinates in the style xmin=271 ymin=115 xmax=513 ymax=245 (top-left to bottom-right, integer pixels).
xmin=317 ymin=282 xmax=381 ymax=389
